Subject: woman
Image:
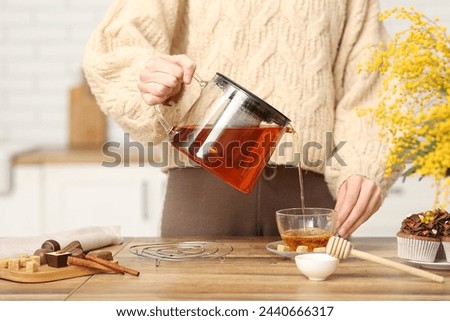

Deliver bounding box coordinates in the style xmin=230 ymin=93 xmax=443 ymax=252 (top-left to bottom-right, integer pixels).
xmin=83 ymin=0 xmax=398 ymax=238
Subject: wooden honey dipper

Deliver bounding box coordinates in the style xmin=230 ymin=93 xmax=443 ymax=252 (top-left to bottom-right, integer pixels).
xmin=326 ymin=236 xmax=444 ymax=283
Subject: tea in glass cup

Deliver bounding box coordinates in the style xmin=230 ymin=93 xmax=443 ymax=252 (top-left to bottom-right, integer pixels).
xmin=276 ymin=208 xmax=336 ymax=252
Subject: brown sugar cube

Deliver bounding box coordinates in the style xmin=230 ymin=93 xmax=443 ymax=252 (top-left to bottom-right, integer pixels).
xmin=0 ymin=259 xmax=9 ymax=269
xmin=19 ymin=257 xmax=31 ymax=267
xmin=29 ymin=255 xmax=41 ymax=267
xmin=8 ymin=259 xmax=20 ymax=271
xmin=277 ymin=244 xmax=291 ymax=252
xmin=25 ymin=261 xmax=39 ymax=273
xmin=296 ymin=245 xmax=308 ymax=253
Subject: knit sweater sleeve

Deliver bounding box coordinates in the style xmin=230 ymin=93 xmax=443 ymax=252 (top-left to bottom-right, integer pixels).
xmin=82 ymin=0 xmax=184 ymax=144
xmin=324 ymin=0 xmax=398 ymax=199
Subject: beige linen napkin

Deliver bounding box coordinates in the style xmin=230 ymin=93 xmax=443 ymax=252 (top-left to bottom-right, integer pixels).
xmin=0 ymin=226 xmax=123 ymax=258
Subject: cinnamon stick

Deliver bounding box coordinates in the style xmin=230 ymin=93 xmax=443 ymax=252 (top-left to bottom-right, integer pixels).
xmin=85 ymin=254 xmax=140 ymax=276
xmin=67 ymin=256 xmax=120 ymax=274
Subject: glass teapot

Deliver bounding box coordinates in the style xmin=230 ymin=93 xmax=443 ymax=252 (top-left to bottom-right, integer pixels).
xmin=155 ymin=73 xmax=291 ymax=194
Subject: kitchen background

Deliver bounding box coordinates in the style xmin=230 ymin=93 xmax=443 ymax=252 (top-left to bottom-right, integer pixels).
xmin=0 ymin=0 xmax=449 ymax=237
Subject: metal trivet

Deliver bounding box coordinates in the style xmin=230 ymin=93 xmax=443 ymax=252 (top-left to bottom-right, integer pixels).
xmin=128 ymin=241 xmax=233 ymax=267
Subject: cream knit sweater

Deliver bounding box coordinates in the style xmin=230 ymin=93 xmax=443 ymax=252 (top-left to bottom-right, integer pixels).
xmin=83 ymin=0 xmax=395 ymax=199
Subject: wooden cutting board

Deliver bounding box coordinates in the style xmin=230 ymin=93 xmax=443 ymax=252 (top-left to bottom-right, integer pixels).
xmin=69 ymin=79 xmax=106 ymax=150
xmin=0 ymin=264 xmax=111 ymax=283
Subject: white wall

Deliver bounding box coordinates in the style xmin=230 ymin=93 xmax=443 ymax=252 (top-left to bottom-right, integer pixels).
xmin=0 ymin=0 xmax=117 ymax=145
xmin=0 ymin=0 xmax=449 ymax=147
xmin=379 ymin=0 xmax=450 ymax=35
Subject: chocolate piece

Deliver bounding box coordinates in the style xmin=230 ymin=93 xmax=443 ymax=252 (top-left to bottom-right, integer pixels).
xmin=86 ymin=250 xmax=113 ymax=261
xmin=70 ymin=248 xmax=86 ymax=259
xmin=58 ymin=240 xmax=85 ymax=258
xmin=45 ymin=252 xmax=71 ymax=268
xmin=33 ymin=248 xmax=52 ymax=265
xmin=41 ymin=239 xmax=61 ymax=252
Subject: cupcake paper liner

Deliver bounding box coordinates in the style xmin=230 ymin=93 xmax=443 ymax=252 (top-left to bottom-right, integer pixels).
xmin=397 ymin=236 xmax=440 ymax=262
xmin=442 ymin=241 xmax=450 ymax=262
xmin=436 ymin=243 xmax=446 ymax=261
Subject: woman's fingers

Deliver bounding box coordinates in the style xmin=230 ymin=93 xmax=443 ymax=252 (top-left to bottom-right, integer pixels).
xmin=335 ymin=176 xmax=362 ymax=232
xmin=335 ymin=175 xmax=381 ymax=238
xmin=138 ymin=54 xmax=196 ymax=105
xmin=165 ymin=54 xmax=196 ymax=84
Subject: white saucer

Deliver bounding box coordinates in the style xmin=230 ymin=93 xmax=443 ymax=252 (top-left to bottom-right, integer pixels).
xmin=404 ymin=259 xmax=450 ymax=270
xmin=266 ymin=241 xmax=299 ymax=258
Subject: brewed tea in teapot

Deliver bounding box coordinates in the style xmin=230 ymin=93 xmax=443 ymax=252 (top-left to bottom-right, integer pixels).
xmin=156 ymin=73 xmax=291 ymax=194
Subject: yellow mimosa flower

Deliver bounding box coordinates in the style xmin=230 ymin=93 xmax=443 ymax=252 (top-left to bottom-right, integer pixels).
xmin=359 ymin=7 xmax=450 ymax=208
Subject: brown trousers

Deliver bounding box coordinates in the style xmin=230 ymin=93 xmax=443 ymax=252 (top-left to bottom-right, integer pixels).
xmin=161 ymin=166 xmax=335 ymax=237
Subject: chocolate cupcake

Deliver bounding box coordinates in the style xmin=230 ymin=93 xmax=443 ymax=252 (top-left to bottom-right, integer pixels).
xmin=436 ymin=209 xmax=450 ymax=262
xmin=396 ymin=211 xmax=441 ymax=262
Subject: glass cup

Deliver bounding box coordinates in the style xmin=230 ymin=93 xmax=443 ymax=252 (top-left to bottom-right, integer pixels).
xmin=276 ymin=208 xmax=336 ymax=252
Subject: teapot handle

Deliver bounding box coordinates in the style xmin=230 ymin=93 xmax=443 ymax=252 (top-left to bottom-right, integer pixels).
xmin=154 ymin=104 xmax=173 ymax=134
xmin=154 ymin=73 xmax=207 ymax=135
xmin=193 ymin=74 xmax=208 ymax=89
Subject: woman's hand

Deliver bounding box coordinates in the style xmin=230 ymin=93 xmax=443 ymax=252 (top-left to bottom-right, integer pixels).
xmin=138 ymin=54 xmax=196 ymax=105
xmin=334 ymin=175 xmax=382 ymax=238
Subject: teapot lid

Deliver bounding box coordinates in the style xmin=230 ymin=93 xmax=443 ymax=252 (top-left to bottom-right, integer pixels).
xmin=216 ymin=73 xmax=291 ymax=127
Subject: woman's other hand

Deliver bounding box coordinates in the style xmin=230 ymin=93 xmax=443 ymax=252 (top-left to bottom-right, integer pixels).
xmin=334 ymin=175 xmax=382 ymax=238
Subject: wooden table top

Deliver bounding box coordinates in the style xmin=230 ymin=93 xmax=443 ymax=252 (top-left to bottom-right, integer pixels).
xmin=1 ymin=237 xmax=449 ymax=301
